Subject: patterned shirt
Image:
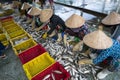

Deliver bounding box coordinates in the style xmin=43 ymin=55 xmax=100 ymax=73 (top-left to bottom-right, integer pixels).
xmin=93 ymin=39 xmax=120 ymax=65
xmin=65 ymin=24 xmax=89 ymax=40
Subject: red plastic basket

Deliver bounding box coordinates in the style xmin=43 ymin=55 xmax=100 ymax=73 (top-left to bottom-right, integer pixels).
xmin=32 ymin=62 xmax=70 ymax=80
xmin=0 ymin=16 xmax=13 ymax=22
xmin=18 ymin=44 xmax=46 ymax=64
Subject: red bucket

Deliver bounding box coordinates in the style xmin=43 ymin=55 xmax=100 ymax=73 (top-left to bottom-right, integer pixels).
xmin=18 ymin=44 xmax=46 ymax=64
xmin=32 ymin=62 xmax=70 ymax=80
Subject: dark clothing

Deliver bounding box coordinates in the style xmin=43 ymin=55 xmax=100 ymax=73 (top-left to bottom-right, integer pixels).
xmin=20 ymin=0 xmax=32 ymax=4
xmin=47 ymin=15 xmax=66 ymax=35
xmin=0 ymin=42 xmax=5 ymax=56
xmin=65 ymin=24 xmax=89 ymax=40
xmin=35 ymin=17 xmax=43 ymax=28
xmin=49 ymin=0 xmax=53 ymax=4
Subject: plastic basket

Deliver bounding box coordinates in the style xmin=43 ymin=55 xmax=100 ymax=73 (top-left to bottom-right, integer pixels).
xmin=18 ymin=44 xmax=46 ymax=64
xmin=2 ymin=20 xmax=14 ymax=26
xmin=0 ymin=16 xmax=13 ymax=22
xmin=0 ymin=34 xmax=9 ymax=46
xmin=23 ymin=52 xmax=55 ymax=80
xmin=0 ymin=29 xmax=3 ymax=34
xmin=32 ymin=62 xmax=70 ymax=80
xmin=3 ymin=23 xmax=18 ymax=30
xmin=6 ymin=27 xmax=22 ymax=34
xmin=13 ymin=39 xmax=37 ymax=55
xmin=8 ymin=30 xmax=26 ymax=39
xmin=10 ymin=33 xmax=32 ymax=47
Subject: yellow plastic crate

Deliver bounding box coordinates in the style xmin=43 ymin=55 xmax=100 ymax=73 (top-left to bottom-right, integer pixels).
xmin=3 ymin=23 xmax=18 ymax=30
xmin=6 ymin=27 xmax=22 ymax=34
xmin=23 ymin=52 xmax=55 ymax=80
xmin=0 ymin=34 xmax=9 ymax=46
xmin=2 ymin=20 xmax=14 ymax=26
xmin=13 ymin=39 xmax=37 ymax=55
xmin=1 ymin=40 xmax=9 ymax=46
xmin=8 ymin=30 xmax=26 ymax=39
xmin=10 ymin=33 xmax=32 ymax=47
xmin=0 ymin=28 xmax=3 ymax=34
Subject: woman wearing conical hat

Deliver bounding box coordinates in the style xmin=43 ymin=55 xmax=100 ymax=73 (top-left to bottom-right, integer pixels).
xmin=38 ymin=9 xmax=66 ymax=39
xmin=79 ymin=29 xmax=120 ymax=79
xmin=21 ymin=2 xmax=32 ymax=24
xmin=62 ymin=14 xmax=89 ymax=51
xmin=102 ymin=12 xmax=120 ymax=35
xmin=27 ymin=6 xmax=41 ymax=29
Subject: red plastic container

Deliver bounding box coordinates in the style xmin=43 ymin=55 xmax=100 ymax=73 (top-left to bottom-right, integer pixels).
xmin=18 ymin=44 xmax=46 ymax=64
xmin=0 ymin=16 xmax=13 ymax=22
xmin=32 ymin=62 xmax=70 ymax=80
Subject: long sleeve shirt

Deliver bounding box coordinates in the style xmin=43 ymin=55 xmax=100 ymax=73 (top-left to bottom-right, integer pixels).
xmin=93 ymin=39 xmax=120 ymax=65
xmin=47 ymin=15 xmax=66 ymax=35
xmin=65 ymin=24 xmax=89 ymax=40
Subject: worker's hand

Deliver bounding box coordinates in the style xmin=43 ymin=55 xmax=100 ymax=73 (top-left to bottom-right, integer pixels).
xmin=73 ymin=41 xmax=83 ymax=51
xmin=64 ymin=40 xmax=69 ymax=47
xmin=78 ymin=59 xmax=93 ymax=65
xmin=42 ymin=32 xmax=48 ymax=39
xmin=63 ymin=34 xmax=69 ymax=46
xmin=35 ymin=28 xmax=40 ymax=31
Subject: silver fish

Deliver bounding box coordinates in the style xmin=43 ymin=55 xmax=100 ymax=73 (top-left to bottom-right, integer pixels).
xmin=53 ymin=70 xmax=62 ymax=74
xmin=42 ymin=74 xmax=50 ymax=80
xmin=51 ymin=73 xmax=55 ymax=80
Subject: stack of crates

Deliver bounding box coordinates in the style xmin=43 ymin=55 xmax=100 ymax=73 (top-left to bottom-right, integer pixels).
xmin=0 ymin=17 xmax=37 ymax=55
xmin=19 ymin=44 xmax=70 ymax=80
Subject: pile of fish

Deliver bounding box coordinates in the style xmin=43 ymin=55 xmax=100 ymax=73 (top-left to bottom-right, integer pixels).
xmin=13 ymin=36 xmax=29 ymax=45
xmin=42 ymin=70 xmax=63 ymax=80
xmin=13 ymin=14 xmax=104 ymax=80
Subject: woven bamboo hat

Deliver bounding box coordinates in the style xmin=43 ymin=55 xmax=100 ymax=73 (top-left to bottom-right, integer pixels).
xmin=21 ymin=2 xmax=31 ymax=10
xmin=65 ymin=14 xmax=85 ymax=28
xmin=83 ymin=28 xmax=113 ymax=49
xmin=102 ymin=12 xmax=120 ymax=25
xmin=27 ymin=7 xmax=41 ymax=16
xmin=39 ymin=9 xmax=53 ymax=22
xmin=12 ymin=1 xmax=21 ymax=8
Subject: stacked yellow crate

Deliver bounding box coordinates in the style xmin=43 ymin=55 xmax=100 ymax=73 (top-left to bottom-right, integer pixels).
xmin=1 ymin=19 xmax=37 ymax=55
xmin=23 ymin=52 xmax=56 ymax=80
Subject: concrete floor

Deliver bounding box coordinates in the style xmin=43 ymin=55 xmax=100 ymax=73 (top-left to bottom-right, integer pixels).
xmin=0 ymin=43 xmax=120 ymax=80
xmin=0 ymin=46 xmax=28 ymax=80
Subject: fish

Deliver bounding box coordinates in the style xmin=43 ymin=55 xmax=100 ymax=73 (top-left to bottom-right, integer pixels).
xmin=53 ymin=70 xmax=62 ymax=74
xmin=51 ymin=73 xmax=55 ymax=80
xmin=42 ymin=74 xmax=50 ymax=80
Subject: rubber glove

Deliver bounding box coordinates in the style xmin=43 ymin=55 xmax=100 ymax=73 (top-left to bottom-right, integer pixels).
xmin=42 ymin=32 xmax=48 ymax=39
xmin=64 ymin=34 xmax=69 ymax=46
xmin=78 ymin=59 xmax=93 ymax=65
xmin=73 ymin=41 xmax=83 ymax=51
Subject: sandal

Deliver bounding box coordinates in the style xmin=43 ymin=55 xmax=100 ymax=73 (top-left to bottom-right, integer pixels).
xmin=0 ymin=54 xmax=6 ymax=59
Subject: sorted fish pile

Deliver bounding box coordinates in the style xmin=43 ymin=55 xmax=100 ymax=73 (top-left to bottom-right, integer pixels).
xmin=42 ymin=70 xmax=63 ymax=80
xmin=13 ymin=36 xmax=29 ymax=45
xmin=13 ymin=14 xmax=103 ymax=80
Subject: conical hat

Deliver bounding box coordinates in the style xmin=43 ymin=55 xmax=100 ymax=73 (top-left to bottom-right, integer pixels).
xmin=65 ymin=14 xmax=85 ymax=28
xmin=21 ymin=2 xmax=31 ymax=10
xmin=102 ymin=12 xmax=120 ymax=25
xmin=27 ymin=7 xmax=41 ymax=16
xmin=12 ymin=1 xmax=21 ymax=7
xmin=83 ymin=30 xmax=113 ymax=49
xmin=39 ymin=9 xmax=53 ymax=22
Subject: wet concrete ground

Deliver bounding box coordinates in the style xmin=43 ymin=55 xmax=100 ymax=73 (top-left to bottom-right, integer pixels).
xmin=0 ymin=46 xmax=28 ymax=80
